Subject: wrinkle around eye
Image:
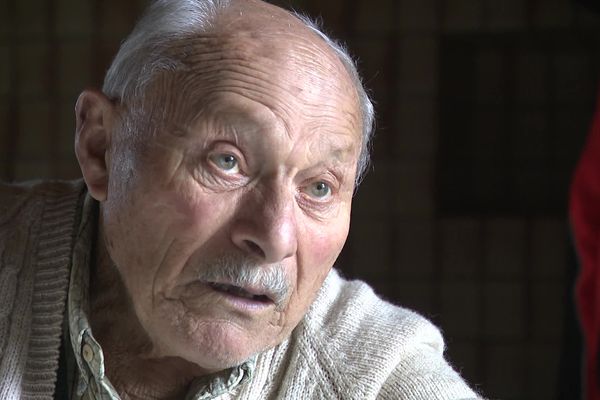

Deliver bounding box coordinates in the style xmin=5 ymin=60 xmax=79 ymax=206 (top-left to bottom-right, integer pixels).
xmin=190 ymin=158 xmax=250 ymax=193
xmin=295 ymin=190 xmax=341 ymax=221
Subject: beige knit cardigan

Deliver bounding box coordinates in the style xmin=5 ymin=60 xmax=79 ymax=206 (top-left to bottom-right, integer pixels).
xmin=0 ymin=180 xmax=481 ymax=400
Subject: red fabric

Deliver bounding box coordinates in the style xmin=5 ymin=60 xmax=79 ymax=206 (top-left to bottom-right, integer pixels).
xmin=570 ymin=87 xmax=600 ymax=400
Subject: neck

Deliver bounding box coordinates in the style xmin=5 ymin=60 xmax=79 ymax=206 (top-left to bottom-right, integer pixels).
xmin=89 ymin=221 xmax=205 ymax=399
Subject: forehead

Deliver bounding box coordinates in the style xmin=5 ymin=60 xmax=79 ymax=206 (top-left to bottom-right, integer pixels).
xmin=146 ymin=23 xmax=362 ymax=148
xmin=189 ymin=90 xmax=359 ymax=162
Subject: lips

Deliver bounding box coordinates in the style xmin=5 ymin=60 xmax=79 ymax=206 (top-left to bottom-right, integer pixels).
xmin=208 ymin=282 xmax=272 ymax=303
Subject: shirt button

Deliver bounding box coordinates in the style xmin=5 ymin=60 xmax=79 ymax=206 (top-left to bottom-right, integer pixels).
xmin=82 ymin=344 xmax=94 ymax=363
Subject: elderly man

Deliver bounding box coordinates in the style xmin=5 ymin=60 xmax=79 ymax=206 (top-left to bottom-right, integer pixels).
xmin=0 ymin=0 xmax=480 ymax=399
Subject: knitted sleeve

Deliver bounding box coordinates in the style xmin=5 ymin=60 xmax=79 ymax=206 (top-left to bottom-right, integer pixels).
xmin=376 ymin=341 xmax=481 ymax=400
xmin=296 ymin=269 xmax=481 ymax=400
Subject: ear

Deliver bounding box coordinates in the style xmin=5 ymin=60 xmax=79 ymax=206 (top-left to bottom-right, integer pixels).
xmin=74 ymin=90 xmax=116 ymax=202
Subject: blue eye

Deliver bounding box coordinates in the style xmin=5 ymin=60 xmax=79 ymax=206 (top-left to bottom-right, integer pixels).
xmin=309 ymin=181 xmax=331 ymax=198
xmin=210 ymin=153 xmax=239 ymax=173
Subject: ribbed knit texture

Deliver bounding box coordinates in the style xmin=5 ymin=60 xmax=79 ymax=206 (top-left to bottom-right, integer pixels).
xmin=0 ymin=180 xmax=84 ymax=400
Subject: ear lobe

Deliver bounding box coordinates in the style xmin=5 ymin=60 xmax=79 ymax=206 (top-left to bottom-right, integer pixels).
xmin=74 ymin=90 xmax=116 ymax=202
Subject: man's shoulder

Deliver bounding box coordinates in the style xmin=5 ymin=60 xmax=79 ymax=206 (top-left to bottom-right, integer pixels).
xmin=280 ymin=270 xmax=479 ymax=399
xmin=302 ymin=269 xmax=444 ymax=362
xmin=0 ymin=179 xmax=85 ymax=224
xmin=0 ymin=178 xmax=84 ymax=198
xmin=0 ymin=178 xmax=86 ymax=259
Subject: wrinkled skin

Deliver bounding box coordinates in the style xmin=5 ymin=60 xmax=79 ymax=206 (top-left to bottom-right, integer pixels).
xmin=75 ymin=0 xmax=362 ymax=398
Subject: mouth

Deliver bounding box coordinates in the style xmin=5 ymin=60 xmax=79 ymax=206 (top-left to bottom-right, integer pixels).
xmin=207 ymin=282 xmax=273 ymax=304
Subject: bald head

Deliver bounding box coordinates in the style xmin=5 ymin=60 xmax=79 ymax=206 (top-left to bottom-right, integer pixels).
xmin=215 ymin=0 xmax=310 ymax=32
xmin=103 ymin=0 xmax=374 ymax=183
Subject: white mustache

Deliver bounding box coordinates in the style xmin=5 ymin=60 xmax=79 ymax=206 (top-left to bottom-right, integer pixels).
xmin=195 ymin=255 xmax=290 ymax=308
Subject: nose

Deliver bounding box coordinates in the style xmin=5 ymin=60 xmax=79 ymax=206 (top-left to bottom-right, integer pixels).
xmin=230 ymin=185 xmax=298 ymax=263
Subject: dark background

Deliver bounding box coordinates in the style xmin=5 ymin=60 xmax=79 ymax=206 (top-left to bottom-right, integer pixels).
xmin=2 ymin=0 xmax=600 ymax=399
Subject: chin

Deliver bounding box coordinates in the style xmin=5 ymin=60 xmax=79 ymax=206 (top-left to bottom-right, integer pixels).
xmin=143 ymin=293 xmax=289 ymax=371
xmin=151 ymin=316 xmax=270 ymax=371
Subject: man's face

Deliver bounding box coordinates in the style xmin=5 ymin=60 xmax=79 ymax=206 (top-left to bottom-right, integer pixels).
xmin=100 ymin=26 xmax=362 ymax=371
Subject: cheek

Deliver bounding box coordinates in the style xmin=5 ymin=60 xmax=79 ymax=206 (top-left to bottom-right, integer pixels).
xmin=313 ymin=227 xmax=348 ymax=263
xmin=305 ymin=213 xmax=350 ymax=269
xmin=170 ymin=186 xmax=212 ymax=225
xmin=165 ymin=184 xmax=232 ymax=239
xmin=289 ymin=214 xmax=351 ymax=313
